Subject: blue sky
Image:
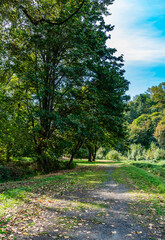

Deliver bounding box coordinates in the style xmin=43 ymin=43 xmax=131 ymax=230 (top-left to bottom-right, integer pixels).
xmin=106 ymin=0 xmax=165 ymax=99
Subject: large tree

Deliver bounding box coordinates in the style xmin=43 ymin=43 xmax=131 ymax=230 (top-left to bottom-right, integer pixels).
xmin=0 ymin=0 xmax=129 ymax=171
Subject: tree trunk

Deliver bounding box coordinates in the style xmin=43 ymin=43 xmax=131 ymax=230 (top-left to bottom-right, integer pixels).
xmin=88 ymin=147 xmax=92 ymax=162
xmin=36 ymin=155 xmax=52 ymax=173
xmin=35 ymin=143 xmax=52 ymax=173
xmin=92 ymin=145 xmax=97 ymax=162
xmin=68 ymin=153 xmax=74 ymax=169
xmin=68 ymin=140 xmax=83 ymax=168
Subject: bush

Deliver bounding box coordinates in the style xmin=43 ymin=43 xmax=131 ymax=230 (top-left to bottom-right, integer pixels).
xmin=154 ymin=148 xmax=165 ymax=160
xmin=57 ymin=161 xmax=77 ymax=170
xmin=96 ymin=148 xmax=110 ymax=159
xmin=0 ymin=165 xmax=26 ymax=182
xmin=127 ymin=144 xmax=146 ymax=161
xmin=75 ymin=147 xmax=88 ymax=159
xmin=146 ymin=142 xmax=165 ymax=160
xmin=128 ymin=142 xmax=165 ymax=161
xmin=105 ymin=150 xmax=122 ymax=161
xmin=147 ymin=147 xmax=165 ymax=161
xmin=0 ymin=163 xmax=36 ymax=182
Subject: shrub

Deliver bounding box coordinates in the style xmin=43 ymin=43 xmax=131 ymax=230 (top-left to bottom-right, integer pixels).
xmin=146 ymin=142 xmax=165 ymax=160
xmin=0 ymin=165 xmax=25 ymax=182
xmin=105 ymin=150 xmax=122 ymax=161
xmin=75 ymin=147 xmax=88 ymax=159
xmin=146 ymin=142 xmax=157 ymax=160
xmin=154 ymin=148 xmax=165 ymax=160
xmin=0 ymin=164 xmax=35 ymax=182
xmin=127 ymin=144 xmax=146 ymax=161
xmin=58 ymin=161 xmax=77 ymax=170
xmin=96 ymin=148 xmax=109 ymax=159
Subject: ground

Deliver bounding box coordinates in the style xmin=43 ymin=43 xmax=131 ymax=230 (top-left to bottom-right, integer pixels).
xmin=0 ymin=164 xmax=164 ymax=240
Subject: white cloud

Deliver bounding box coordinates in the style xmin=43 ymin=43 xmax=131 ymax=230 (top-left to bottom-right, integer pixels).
xmin=106 ymin=0 xmax=165 ymax=65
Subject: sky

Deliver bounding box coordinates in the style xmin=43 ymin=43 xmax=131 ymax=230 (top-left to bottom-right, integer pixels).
xmin=106 ymin=0 xmax=165 ymax=99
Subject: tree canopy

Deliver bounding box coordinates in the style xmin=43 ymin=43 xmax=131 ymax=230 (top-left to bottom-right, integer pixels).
xmin=0 ymin=0 xmax=129 ymax=172
xmin=127 ymin=82 xmax=165 ymax=149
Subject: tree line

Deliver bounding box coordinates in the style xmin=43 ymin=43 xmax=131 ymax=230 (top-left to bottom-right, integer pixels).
xmin=126 ymin=82 xmax=165 ymax=161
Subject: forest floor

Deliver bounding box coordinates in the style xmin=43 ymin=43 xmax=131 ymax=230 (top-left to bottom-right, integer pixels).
xmin=0 ymin=163 xmax=164 ymax=240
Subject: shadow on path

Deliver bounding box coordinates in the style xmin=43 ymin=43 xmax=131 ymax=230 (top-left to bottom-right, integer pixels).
xmin=11 ymin=166 xmax=160 ymax=240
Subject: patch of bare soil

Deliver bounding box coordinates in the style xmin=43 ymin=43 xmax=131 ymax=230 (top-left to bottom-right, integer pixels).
xmin=3 ymin=166 xmax=164 ymax=240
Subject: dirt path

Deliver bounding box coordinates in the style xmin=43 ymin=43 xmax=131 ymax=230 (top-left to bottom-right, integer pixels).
xmin=11 ymin=166 xmax=161 ymax=240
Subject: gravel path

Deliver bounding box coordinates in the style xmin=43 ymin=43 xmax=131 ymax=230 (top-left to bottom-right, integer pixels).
xmin=13 ymin=165 xmax=161 ymax=240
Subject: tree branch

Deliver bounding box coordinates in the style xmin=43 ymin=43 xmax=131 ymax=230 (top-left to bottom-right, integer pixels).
xmin=19 ymin=0 xmax=85 ymax=26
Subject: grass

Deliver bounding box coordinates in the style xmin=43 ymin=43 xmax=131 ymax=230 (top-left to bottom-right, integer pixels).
xmin=0 ymin=159 xmax=111 ymax=224
xmin=0 ymin=163 xmax=110 ymax=239
xmin=0 ymin=158 xmax=116 ymax=183
xmin=131 ymin=161 xmax=165 ymax=178
xmin=74 ymin=159 xmax=121 ymax=165
xmin=112 ymin=161 xmax=165 ymax=231
xmin=0 ymin=165 xmax=108 ymax=215
xmin=0 ymin=158 xmax=164 ymax=238
xmin=112 ymin=163 xmax=165 ymax=193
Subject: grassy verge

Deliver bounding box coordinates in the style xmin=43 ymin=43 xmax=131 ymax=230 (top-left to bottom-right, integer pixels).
xmin=131 ymin=160 xmax=165 ymax=178
xmin=112 ymin=162 xmax=165 ymax=236
xmin=112 ymin=163 xmax=165 ymax=193
xmin=0 ymin=166 xmax=108 ymax=216
xmin=0 ymin=164 xmax=109 ymax=239
xmin=0 ymin=158 xmax=114 ymax=183
xmin=75 ymin=159 xmax=121 ymax=165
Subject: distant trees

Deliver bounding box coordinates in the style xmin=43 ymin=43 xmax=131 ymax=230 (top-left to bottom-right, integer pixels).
xmin=127 ymin=82 xmax=165 ymax=149
xmin=148 ymin=82 xmax=165 ymax=103
xmin=154 ymin=117 xmax=165 ymax=148
xmin=129 ymin=112 xmax=162 ymax=148
xmin=126 ymin=93 xmax=154 ymax=124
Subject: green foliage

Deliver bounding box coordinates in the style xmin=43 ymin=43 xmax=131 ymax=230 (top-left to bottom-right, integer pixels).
xmin=154 ymin=116 xmax=165 ymax=148
xmin=127 ymin=142 xmax=165 ymax=161
xmin=105 ymin=150 xmax=122 ymax=161
xmin=0 ymin=158 xmax=77 ymax=182
xmin=128 ymin=113 xmax=163 ymax=148
xmin=0 ymin=165 xmax=34 ymax=182
xmin=0 ymin=0 xmax=129 ymax=172
xmin=127 ymin=144 xmax=146 ymax=161
xmin=112 ymin=163 xmax=165 ymax=193
xmin=148 ymin=82 xmax=165 ymax=111
xmin=127 ymin=82 xmax=165 ymax=124
xmin=55 ymin=160 xmax=77 ymax=170
xmin=126 ymin=93 xmax=154 ymax=124
xmin=96 ymin=147 xmax=109 ymax=159
xmin=75 ymin=147 xmax=88 ymax=159
xmin=147 ymin=144 xmax=165 ymax=161
xmin=132 ymin=162 xmax=165 ymax=178
xmin=154 ymin=148 xmax=165 ymax=160
xmin=127 ymin=82 xmax=165 ymax=152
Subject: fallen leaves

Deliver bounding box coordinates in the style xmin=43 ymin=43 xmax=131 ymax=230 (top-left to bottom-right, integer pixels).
xmin=0 ymin=165 xmax=164 ymax=240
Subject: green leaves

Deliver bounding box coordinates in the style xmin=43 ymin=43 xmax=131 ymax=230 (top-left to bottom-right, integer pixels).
xmin=127 ymin=82 xmax=165 ymax=149
xmin=0 ymin=0 xmax=129 ymax=170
